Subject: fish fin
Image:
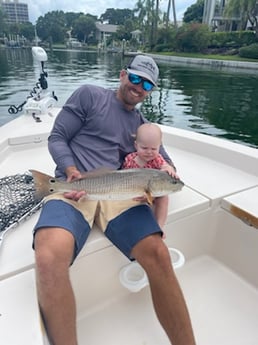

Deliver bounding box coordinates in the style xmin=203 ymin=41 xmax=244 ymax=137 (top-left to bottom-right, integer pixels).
xmin=29 ymin=170 xmax=55 ymax=201
xmin=145 ymin=191 xmax=154 ymax=205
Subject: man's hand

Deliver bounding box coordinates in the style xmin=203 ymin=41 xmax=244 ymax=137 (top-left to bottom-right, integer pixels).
xmin=64 ymin=166 xmax=86 ymax=201
xmin=64 ymin=190 xmax=86 ymax=201
xmin=65 ymin=166 xmax=82 ymax=182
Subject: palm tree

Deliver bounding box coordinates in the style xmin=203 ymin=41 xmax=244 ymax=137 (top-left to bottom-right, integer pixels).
xmin=171 ymin=0 xmax=177 ymax=27
xmin=165 ymin=0 xmax=177 ymax=28
xmin=134 ymin=0 xmax=156 ymax=48
xmin=165 ymin=0 xmax=171 ymax=28
xmin=133 ymin=0 xmax=147 ymax=43
xmin=153 ymin=0 xmax=160 ymax=45
xmin=134 ymin=0 xmax=146 ymax=27
xmin=134 ymin=0 xmax=163 ymax=48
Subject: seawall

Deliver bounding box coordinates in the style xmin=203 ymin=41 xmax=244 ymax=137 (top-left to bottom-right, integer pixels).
xmin=145 ymin=53 xmax=258 ymax=73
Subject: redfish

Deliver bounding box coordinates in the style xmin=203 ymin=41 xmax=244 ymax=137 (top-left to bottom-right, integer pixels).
xmin=30 ymin=168 xmax=184 ymax=202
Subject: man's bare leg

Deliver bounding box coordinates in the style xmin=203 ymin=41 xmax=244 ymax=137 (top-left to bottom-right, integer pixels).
xmin=154 ymin=196 xmax=169 ymax=229
xmin=34 ymin=227 xmax=78 ymax=345
xmin=131 ymin=234 xmax=196 ymax=345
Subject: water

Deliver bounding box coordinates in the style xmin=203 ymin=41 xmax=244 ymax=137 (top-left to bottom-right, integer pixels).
xmin=0 ymin=48 xmax=258 ymax=148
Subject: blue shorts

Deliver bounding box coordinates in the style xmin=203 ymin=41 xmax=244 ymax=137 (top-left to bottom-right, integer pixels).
xmin=33 ymin=199 xmax=162 ymax=261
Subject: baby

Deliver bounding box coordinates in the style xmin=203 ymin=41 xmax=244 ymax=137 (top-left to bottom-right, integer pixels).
xmin=122 ymin=123 xmax=179 ymax=230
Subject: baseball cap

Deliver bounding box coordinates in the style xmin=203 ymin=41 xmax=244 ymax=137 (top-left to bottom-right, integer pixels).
xmin=127 ymin=55 xmax=159 ymax=86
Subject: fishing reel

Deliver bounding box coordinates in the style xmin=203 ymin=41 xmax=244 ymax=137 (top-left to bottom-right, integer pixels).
xmin=8 ymin=46 xmax=58 ymax=119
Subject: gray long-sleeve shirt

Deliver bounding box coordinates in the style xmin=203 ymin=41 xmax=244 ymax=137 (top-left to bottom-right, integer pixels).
xmin=48 ymin=85 xmax=174 ymax=178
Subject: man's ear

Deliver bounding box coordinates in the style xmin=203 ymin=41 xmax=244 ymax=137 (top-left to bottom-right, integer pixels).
xmin=120 ymin=69 xmax=127 ymax=79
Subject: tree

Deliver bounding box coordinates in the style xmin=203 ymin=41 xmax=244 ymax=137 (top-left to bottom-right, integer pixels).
xmin=224 ymin=0 xmax=258 ymax=36
xmin=133 ymin=0 xmax=146 ymax=37
xmin=8 ymin=23 xmax=20 ymax=36
xmin=176 ymin=23 xmax=210 ymax=52
xmin=0 ymin=8 xmax=7 ymax=35
xmin=73 ymin=15 xmax=96 ymax=43
xmin=36 ymin=11 xmax=66 ymax=43
xmin=134 ymin=0 xmax=147 ymax=25
xmin=64 ymin=12 xmax=83 ymax=29
xmin=133 ymin=0 xmax=160 ymax=48
xmin=156 ymin=25 xmax=177 ymax=49
xmin=153 ymin=0 xmax=160 ymax=45
xmin=20 ymin=22 xmax=35 ymax=41
xmin=171 ymin=0 xmax=177 ymax=27
xmin=115 ymin=19 xmax=134 ymax=41
xmin=100 ymin=8 xmax=134 ymax=25
xmin=183 ymin=0 xmax=204 ymax=23
xmin=165 ymin=0 xmax=171 ymax=28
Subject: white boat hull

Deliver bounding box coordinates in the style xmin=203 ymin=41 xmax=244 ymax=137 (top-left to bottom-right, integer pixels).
xmin=0 ymin=109 xmax=257 ymax=345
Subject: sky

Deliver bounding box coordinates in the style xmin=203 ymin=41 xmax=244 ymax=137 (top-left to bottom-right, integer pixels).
xmin=26 ymin=0 xmax=197 ymax=24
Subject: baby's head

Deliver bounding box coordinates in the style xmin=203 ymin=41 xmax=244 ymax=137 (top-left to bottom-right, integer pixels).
xmin=136 ymin=123 xmax=162 ymax=146
xmin=134 ymin=123 xmax=162 ymax=160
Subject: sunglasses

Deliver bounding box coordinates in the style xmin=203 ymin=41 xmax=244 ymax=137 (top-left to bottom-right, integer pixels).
xmin=127 ymin=72 xmax=154 ymax=92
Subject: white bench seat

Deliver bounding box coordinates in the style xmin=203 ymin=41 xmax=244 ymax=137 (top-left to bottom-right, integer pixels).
xmin=165 ymin=146 xmax=258 ymax=204
xmin=0 ymin=185 xmax=209 ymax=280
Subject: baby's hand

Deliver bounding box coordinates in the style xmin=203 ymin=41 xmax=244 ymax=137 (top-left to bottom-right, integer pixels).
xmin=161 ymin=164 xmax=179 ymax=179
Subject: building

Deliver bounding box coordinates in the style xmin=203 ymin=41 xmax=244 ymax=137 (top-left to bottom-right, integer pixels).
xmin=95 ymin=22 xmax=117 ymax=43
xmin=0 ymin=0 xmax=29 ymax=24
xmin=203 ymin=0 xmax=243 ymax=31
xmin=131 ymin=29 xmax=141 ymax=43
xmin=95 ymin=22 xmax=118 ymax=51
xmin=202 ymin=0 xmax=217 ymax=27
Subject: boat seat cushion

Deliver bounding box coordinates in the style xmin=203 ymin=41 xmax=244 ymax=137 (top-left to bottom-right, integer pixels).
xmin=221 ymin=187 xmax=258 ymax=229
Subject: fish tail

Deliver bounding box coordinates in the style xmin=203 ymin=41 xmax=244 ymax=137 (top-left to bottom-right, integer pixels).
xmin=29 ymin=169 xmax=55 ymax=201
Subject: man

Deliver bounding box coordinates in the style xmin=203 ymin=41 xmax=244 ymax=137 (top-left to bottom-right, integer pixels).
xmin=33 ymin=54 xmax=196 ymax=345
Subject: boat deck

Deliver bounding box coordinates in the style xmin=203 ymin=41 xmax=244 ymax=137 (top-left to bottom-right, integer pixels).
xmin=2 ymin=254 xmax=257 ymax=345
xmin=76 ymin=256 xmax=258 ymax=345
xmin=0 ymin=114 xmax=258 ymax=345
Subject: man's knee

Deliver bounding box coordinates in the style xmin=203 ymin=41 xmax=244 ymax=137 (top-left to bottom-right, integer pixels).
xmin=132 ymin=234 xmax=171 ymax=270
xmin=34 ymin=227 xmax=75 ymax=271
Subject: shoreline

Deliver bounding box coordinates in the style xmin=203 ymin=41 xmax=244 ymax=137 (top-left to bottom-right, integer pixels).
xmin=2 ymin=45 xmax=258 ymax=71
xmin=125 ymin=51 xmax=258 ymax=72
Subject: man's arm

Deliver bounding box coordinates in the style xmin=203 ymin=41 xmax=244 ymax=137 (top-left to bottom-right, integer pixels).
xmin=48 ymin=87 xmax=89 ymax=175
xmin=159 ymin=144 xmax=177 ymax=171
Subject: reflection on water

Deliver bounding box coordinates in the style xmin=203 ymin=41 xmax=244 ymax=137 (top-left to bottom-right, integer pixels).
xmin=0 ymin=48 xmax=257 ymax=148
xmin=155 ymin=66 xmax=258 ymax=147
